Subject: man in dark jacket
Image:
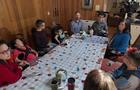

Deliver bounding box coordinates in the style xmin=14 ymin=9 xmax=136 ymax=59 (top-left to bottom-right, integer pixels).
xmin=32 ymin=19 xmax=53 ymax=56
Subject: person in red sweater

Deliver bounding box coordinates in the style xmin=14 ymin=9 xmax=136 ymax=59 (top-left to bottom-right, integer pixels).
xmin=0 ymin=40 xmax=22 ymax=87
xmin=10 ymin=38 xmax=38 ymax=65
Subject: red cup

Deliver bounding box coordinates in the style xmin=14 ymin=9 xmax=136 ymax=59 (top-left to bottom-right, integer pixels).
xmin=68 ymin=77 xmax=75 ymax=90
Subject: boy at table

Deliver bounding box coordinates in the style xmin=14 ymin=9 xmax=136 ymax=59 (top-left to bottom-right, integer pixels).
xmin=32 ymin=19 xmax=55 ymax=56
xmin=91 ymin=13 xmax=108 ymax=37
xmin=0 ymin=40 xmax=22 ymax=87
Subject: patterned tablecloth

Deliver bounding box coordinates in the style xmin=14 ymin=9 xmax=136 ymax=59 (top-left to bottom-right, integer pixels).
xmin=1 ymin=35 xmax=108 ymax=90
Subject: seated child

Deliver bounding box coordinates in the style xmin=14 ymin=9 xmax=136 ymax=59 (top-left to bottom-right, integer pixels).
xmin=11 ymin=39 xmax=38 ymax=65
xmin=0 ymin=40 xmax=22 ymax=87
xmin=52 ymin=27 xmax=65 ymax=45
xmin=32 ymin=19 xmax=55 ymax=56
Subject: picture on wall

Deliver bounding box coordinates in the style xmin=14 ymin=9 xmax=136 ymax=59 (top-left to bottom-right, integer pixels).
xmin=82 ymin=0 xmax=93 ymax=9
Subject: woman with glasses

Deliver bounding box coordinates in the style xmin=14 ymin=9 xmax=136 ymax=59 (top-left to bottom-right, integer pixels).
xmin=0 ymin=40 xmax=22 ymax=87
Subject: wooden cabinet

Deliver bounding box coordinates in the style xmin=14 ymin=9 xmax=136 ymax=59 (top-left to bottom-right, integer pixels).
xmin=130 ymin=24 xmax=140 ymax=45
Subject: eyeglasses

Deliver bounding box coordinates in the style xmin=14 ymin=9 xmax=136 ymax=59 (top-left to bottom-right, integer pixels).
xmin=0 ymin=48 xmax=10 ymax=54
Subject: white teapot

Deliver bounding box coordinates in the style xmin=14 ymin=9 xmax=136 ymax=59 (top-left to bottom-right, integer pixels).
xmin=55 ymin=69 xmax=67 ymax=89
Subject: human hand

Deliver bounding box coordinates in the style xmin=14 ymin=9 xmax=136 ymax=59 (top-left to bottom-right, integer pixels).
xmin=19 ymin=61 xmax=29 ymax=66
xmin=18 ymin=66 xmax=23 ymax=70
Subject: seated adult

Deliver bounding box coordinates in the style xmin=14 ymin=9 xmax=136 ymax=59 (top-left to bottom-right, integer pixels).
xmin=32 ymin=19 xmax=53 ymax=56
xmin=110 ymin=21 xmax=130 ymax=53
xmin=111 ymin=49 xmax=140 ymax=90
xmin=91 ymin=13 xmax=108 ymax=37
xmin=0 ymin=40 xmax=22 ymax=87
xmin=10 ymin=38 xmax=38 ymax=65
xmin=71 ymin=11 xmax=83 ymax=34
xmin=84 ymin=69 xmax=117 ymax=90
xmin=105 ymin=21 xmax=131 ymax=59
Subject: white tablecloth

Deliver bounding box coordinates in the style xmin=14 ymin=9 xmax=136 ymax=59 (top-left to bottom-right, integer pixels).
xmin=1 ymin=35 xmax=108 ymax=90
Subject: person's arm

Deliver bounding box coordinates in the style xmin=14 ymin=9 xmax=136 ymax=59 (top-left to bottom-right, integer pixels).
xmin=117 ymin=34 xmax=130 ymax=53
xmin=0 ymin=65 xmax=22 ymax=86
xmin=104 ymin=22 xmax=108 ymax=31
xmin=80 ymin=21 xmax=84 ymax=31
xmin=91 ymin=22 xmax=98 ymax=34
xmin=44 ymin=29 xmax=49 ymax=35
xmin=27 ymin=45 xmax=38 ymax=57
xmin=103 ymin=22 xmax=108 ymax=33
xmin=13 ymin=52 xmax=29 ymax=65
xmin=33 ymin=33 xmax=43 ymax=49
xmin=45 ymin=29 xmax=50 ymax=40
xmin=91 ymin=22 xmax=95 ymax=30
xmin=109 ymin=30 xmax=118 ymax=47
xmin=55 ymin=35 xmax=60 ymax=44
xmin=71 ymin=21 xmax=75 ymax=33
xmin=31 ymin=49 xmax=38 ymax=57
xmin=111 ymin=64 xmax=127 ymax=79
xmin=11 ymin=49 xmax=22 ymax=63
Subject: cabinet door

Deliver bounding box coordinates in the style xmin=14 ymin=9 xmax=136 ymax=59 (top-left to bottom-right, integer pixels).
xmin=130 ymin=24 xmax=140 ymax=45
xmin=51 ymin=0 xmax=67 ymax=29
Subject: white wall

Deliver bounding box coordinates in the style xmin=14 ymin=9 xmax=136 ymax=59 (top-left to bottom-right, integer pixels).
xmin=136 ymin=0 xmax=140 ymax=3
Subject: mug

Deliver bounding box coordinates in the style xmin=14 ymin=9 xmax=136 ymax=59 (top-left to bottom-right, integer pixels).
xmin=50 ymin=79 xmax=59 ymax=90
xmin=67 ymin=77 xmax=75 ymax=90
